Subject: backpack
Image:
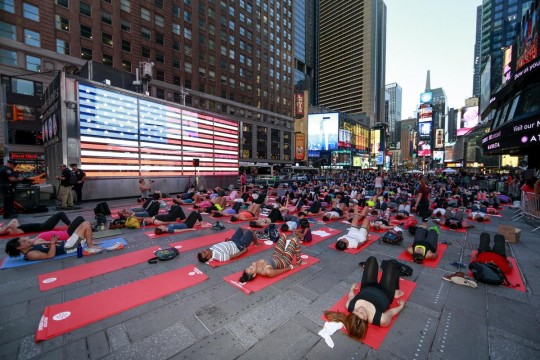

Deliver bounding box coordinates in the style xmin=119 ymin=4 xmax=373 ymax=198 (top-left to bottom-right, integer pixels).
xmin=94 ymin=202 xmax=111 ymax=216
xmin=68 ymin=170 xmax=78 ymax=186
xmin=381 ymin=230 xmax=403 ymax=245
xmin=148 ymin=247 xmax=179 ymax=264
xmin=469 ymin=262 xmax=507 ymax=285
xmin=380 ymin=259 xmax=413 ymax=277
xmin=125 ymin=216 xmax=140 ymax=229
xmin=268 ymin=223 xmax=280 ymax=243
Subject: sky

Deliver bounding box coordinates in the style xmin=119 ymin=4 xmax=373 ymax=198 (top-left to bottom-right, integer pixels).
xmin=385 ymin=0 xmax=483 ymax=118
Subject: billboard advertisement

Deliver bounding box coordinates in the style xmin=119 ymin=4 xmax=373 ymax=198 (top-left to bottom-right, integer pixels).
xmin=516 ymin=3 xmax=539 ymax=71
xmin=307 ymin=113 xmax=339 ymax=151
xmin=420 ymin=92 xmax=433 ymax=104
xmin=370 ymin=129 xmax=381 ymax=155
xmin=444 ymin=144 xmax=454 ymax=162
xmin=294 ymin=133 xmax=305 ymax=161
xmin=433 ymin=150 xmax=444 ymax=163
xmin=458 ymin=106 xmax=479 ymax=136
xmin=295 ymin=92 xmax=304 ymax=118
xmin=419 ymin=122 xmax=432 ymax=138
xmin=338 ymin=128 xmax=351 ymax=148
xmin=419 ymin=107 xmax=433 ymax=122
xmin=332 ymin=150 xmax=351 ymax=166
xmin=480 ymin=56 xmax=491 ymax=116
xmin=502 ymin=45 xmax=513 ymax=85
xmin=435 ymin=129 xmax=444 ymax=148
xmin=418 ymin=141 xmax=431 ymax=157
xmin=353 ymin=154 xmax=370 ymax=168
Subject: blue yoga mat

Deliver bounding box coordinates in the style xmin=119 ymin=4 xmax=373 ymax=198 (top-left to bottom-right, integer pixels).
xmin=0 ymin=238 xmax=128 ymax=270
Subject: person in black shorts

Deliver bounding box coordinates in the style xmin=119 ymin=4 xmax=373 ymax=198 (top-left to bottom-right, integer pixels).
xmin=0 ymin=212 xmax=72 ymax=235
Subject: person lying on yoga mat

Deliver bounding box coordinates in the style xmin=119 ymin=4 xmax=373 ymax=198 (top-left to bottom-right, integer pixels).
xmin=197 ymin=228 xmax=259 ymax=262
xmin=406 ymin=226 xmax=439 ymax=264
xmin=154 ymin=211 xmax=203 ymax=234
xmin=472 ymin=232 xmax=513 ymax=273
xmin=466 ymin=211 xmax=490 ymax=222
xmin=142 ymin=204 xmax=187 ymax=225
xmin=239 ymin=233 xmax=303 ymax=282
xmin=0 ymin=212 xmax=72 ymax=235
xmin=370 ymin=208 xmax=399 ymax=231
xmin=279 ymin=212 xmax=307 ymax=232
xmin=336 ymin=204 xmax=373 ymax=251
xmin=321 ymin=199 xmax=346 ymax=222
xmin=324 ymin=256 xmax=405 ymax=339
xmin=230 ymin=203 xmax=261 ymax=222
xmin=212 ymin=200 xmax=243 ymax=217
xmin=5 ymin=217 xmax=103 ymax=260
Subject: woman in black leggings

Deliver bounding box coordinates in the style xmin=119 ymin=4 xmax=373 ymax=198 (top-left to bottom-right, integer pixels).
xmin=324 ymin=256 xmax=405 ymax=339
xmin=143 ymin=205 xmax=186 ymax=225
xmin=0 ymin=212 xmax=72 ymax=235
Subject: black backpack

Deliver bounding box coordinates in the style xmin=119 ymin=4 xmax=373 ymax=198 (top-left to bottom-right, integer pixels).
xmin=68 ymin=170 xmax=78 ymax=186
xmin=268 ymin=223 xmax=280 ymax=243
xmin=381 ymin=230 xmax=404 ymax=245
xmin=94 ymin=202 xmax=111 ymax=216
xmin=469 ymin=262 xmax=509 ymax=286
xmin=148 ymin=247 xmax=179 ymax=264
xmin=380 ymin=259 xmax=413 ymax=277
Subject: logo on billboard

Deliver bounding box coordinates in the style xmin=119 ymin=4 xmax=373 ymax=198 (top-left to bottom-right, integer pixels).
xmin=420 ymin=92 xmax=433 ymax=104
xmin=295 ymin=92 xmax=304 ymax=118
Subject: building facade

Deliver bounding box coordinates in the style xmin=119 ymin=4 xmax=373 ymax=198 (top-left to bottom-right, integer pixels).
xmin=473 ymin=5 xmax=483 ymax=97
xmin=385 ymin=82 xmax=402 ymax=146
xmin=293 ymin=0 xmax=317 ymax=106
xmin=317 ymin=0 xmax=387 ymax=125
xmin=0 ymin=0 xmax=299 ymax=168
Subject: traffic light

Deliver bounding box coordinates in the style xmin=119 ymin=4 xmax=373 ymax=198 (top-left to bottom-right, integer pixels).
xmin=12 ymin=106 xmax=24 ymax=121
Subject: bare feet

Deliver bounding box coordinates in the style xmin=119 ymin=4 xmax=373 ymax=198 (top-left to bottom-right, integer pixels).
xmin=395 ymin=289 xmax=404 ymax=299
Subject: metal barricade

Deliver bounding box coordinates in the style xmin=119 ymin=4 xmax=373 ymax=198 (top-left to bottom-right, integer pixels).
xmin=508 ymin=183 xmax=521 ymax=198
xmin=515 ymin=191 xmax=540 ymax=232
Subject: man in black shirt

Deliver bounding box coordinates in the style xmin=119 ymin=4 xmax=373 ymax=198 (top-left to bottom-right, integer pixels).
xmin=0 ymin=160 xmax=23 ymax=219
xmin=70 ymin=163 xmax=86 ymax=205
xmin=55 ymin=164 xmax=74 ymax=209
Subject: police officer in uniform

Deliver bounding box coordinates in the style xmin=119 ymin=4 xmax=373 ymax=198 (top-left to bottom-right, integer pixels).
xmin=70 ymin=163 xmax=86 ymax=205
xmin=0 ymin=160 xmax=23 ymax=219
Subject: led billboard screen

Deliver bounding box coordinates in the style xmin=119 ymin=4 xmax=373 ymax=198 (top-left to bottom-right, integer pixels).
xmin=78 ymin=84 xmax=239 ymax=177
xmin=458 ymin=106 xmax=479 ymax=136
xmin=332 ymin=150 xmax=351 ymax=166
xmin=307 ymin=113 xmax=339 ymax=151
xmin=516 ymin=5 xmax=539 ymax=71
xmin=419 ymin=122 xmax=432 ymax=138
xmin=418 ymin=141 xmax=431 ymax=157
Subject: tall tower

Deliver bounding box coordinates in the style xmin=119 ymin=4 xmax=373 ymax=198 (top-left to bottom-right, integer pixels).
xmin=385 ymin=83 xmax=402 ymax=145
xmin=473 ymin=5 xmax=483 ymax=97
xmin=293 ymin=0 xmax=318 ymax=105
xmin=318 ymin=0 xmax=387 ymax=125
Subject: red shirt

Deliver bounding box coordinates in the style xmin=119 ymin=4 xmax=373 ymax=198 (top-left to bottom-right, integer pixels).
xmin=419 ymin=185 xmax=430 ymax=201
xmin=37 ymin=231 xmax=70 ymax=241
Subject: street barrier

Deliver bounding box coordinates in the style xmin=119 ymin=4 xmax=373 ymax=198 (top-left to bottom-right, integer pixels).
xmin=512 ymin=191 xmax=540 ymax=232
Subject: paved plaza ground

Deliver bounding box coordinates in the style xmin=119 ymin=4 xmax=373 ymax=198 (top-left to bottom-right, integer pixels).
xmin=0 ymin=199 xmax=539 ymax=360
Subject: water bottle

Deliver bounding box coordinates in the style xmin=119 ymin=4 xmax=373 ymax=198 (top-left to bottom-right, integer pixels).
xmin=141 ymin=220 xmax=146 ymax=228
xmin=76 ymin=243 xmax=83 ymax=258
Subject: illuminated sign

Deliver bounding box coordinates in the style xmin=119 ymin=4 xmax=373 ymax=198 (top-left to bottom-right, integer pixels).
xmin=308 ymin=113 xmax=339 ymax=151
xmin=420 ymin=92 xmax=433 ymax=104
xmin=295 ymin=92 xmax=304 ymax=118
xmin=295 ymin=133 xmax=305 ymax=161
xmin=435 ymin=129 xmax=444 ymax=148
xmin=78 ymin=84 xmax=239 ymax=177
xmin=332 ymin=150 xmax=352 ymax=166
xmin=419 ymin=122 xmax=432 ymax=138
xmin=483 ymin=117 xmax=540 ymax=153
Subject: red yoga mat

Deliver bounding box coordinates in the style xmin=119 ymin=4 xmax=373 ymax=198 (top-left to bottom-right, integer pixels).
xmin=168 ymin=229 xmax=236 ymax=251
xmin=144 ymin=222 xmax=213 ymax=238
xmin=35 ymin=265 xmax=208 ymax=341
xmin=438 ymin=224 xmax=468 ymax=233
xmin=397 ymin=244 xmax=448 ymax=268
xmin=38 ymin=246 xmax=160 ymax=291
xmin=223 ymin=255 xmax=320 ymax=294
xmin=328 ymin=233 xmax=380 ymax=255
xmin=207 ymin=241 xmax=274 ymax=268
xmin=0 ymin=225 xmax=69 ymax=239
xmin=322 ymin=277 xmax=416 ymax=350
xmin=304 ymin=227 xmax=342 ymax=247
xmin=470 ymin=251 xmax=525 ymax=292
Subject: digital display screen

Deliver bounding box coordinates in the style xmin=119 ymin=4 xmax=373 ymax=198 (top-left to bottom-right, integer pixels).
xmin=433 ymin=150 xmax=444 ymax=163
xmin=308 ymin=113 xmax=339 ymax=151
xmin=78 ymin=84 xmax=239 ymax=177
xmin=516 ymin=6 xmax=539 ymax=70
xmin=460 ymin=106 xmax=479 ymax=134
xmin=419 ymin=122 xmax=432 ymax=138
xmin=418 ymin=141 xmax=431 ymax=157
xmin=332 ymin=150 xmax=351 ymax=166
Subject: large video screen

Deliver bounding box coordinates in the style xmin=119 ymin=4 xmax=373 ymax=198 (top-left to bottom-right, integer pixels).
xmin=516 ymin=5 xmax=539 ymax=70
xmin=419 ymin=122 xmax=432 ymax=138
xmin=308 ymin=113 xmax=339 ymax=151
xmin=78 ymin=84 xmax=239 ymax=177
xmin=418 ymin=141 xmax=431 ymax=157
xmin=332 ymin=150 xmax=351 ymax=166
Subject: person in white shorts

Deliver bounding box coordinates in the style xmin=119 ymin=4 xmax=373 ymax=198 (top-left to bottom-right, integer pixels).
xmin=336 ymin=204 xmax=371 ymax=250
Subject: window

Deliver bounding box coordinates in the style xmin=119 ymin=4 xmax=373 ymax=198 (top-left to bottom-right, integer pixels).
xmin=142 ymin=47 xmax=150 ymax=58
xmin=173 ymin=40 xmax=180 ymax=50
xmin=120 ymin=0 xmax=130 ymax=13
xmin=121 ymin=59 xmax=131 ymax=72
xmin=23 ymin=3 xmax=39 ymax=21
xmin=156 ymin=70 xmax=164 ymax=81
xmin=26 ymin=55 xmax=41 ymax=72
xmin=80 ymin=25 xmax=92 ymax=39
xmin=156 ymin=88 xmax=165 ymax=99
xmin=0 ymin=22 xmax=16 ymax=40
xmin=11 ymin=78 xmax=35 ymax=96
xmin=173 ymin=76 xmax=180 ymax=85
xmin=185 ymin=62 xmax=192 ymax=73
xmin=0 ymin=49 xmax=16 ymax=66
xmin=172 ymin=23 xmax=180 ymax=35
xmin=55 ymin=0 xmax=68 ymax=7
xmin=141 ymin=27 xmax=151 ymax=40
xmin=184 ymin=28 xmax=192 ymax=40
xmin=173 ymin=59 xmax=180 ymax=68
xmin=184 ymin=45 xmax=191 ymax=56
xmin=154 ymin=0 xmax=163 ymax=9
xmin=80 ymin=1 xmax=91 ymax=17
xmin=55 ymin=15 xmax=69 ymax=31
xmin=184 ymin=10 xmax=191 ymax=22
xmin=56 ymin=39 xmax=69 ymax=54
xmin=155 ymin=14 xmax=164 ymax=27
xmin=102 ymin=54 xmax=112 ymax=66
xmin=102 ymin=32 xmax=112 ymax=46
xmin=121 ymin=40 xmax=130 ymax=52
xmin=173 ymin=5 xmax=180 ymax=17
xmin=24 ymin=29 xmax=40 ymax=47
xmin=121 ymin=19 xmax=130 ymax=32
xmin=81 ymin=47 xmax=92 ymax=60
xmin=141 ymin=8 xmax=151 ymax=21
xmin=1 ymin=0 xmax=14 ymax=13
xmin=156 ymin=51 xmax=164 ymax=63
xmin=102 ymin=11 xmax=112 ymax=25
xmin=156 ymin=31 xmax=164 ymax=45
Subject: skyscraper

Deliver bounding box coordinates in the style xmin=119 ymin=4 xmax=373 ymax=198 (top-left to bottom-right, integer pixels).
xmin=385 ymin=82 xmax=402 ymax=145
xmin=318 ymin=0 xmax=387 ymax=125
xmin=479 ymin=0 xmax=531 ymax=94
xmin=473 ymin=5 xmax=483 ymax=97
xmin=293 ymin=0 xmax=317 ymax=105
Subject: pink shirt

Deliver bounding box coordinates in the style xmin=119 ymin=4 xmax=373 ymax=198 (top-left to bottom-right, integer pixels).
xmin=37 ymin=231 xmax=70 ymax=241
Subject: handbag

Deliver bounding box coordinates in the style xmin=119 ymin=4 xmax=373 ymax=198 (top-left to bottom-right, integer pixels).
xmin=148 ymin=247 xmax=179 ymax=264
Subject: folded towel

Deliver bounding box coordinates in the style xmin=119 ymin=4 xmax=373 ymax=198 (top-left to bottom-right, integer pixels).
xmin=318 ymin=321 xmax=343 ymax=348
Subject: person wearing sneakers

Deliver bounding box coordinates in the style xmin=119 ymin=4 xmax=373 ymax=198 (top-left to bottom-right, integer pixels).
xmin=238 ymin=233 xmax=303 ymax=283
xmin=0 ymin=212 xmax=72 ymax=235
xmin=5 ymin=216 xmax=103 ymax=260
xmin=154 ymin=211 xmax=204 ymax=234
xmin=324 ymin=256 xmax=405 ymax=340
xmin=335 ymin=204 xmax=373 ymax=251
xmin=406 ymin=226 xmax=440 ymax=264
xmin=197 ymin=228 xmax=259 ymax=263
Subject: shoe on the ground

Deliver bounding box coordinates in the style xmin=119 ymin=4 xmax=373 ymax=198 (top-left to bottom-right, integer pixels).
xmin=64 ymin=236 xmax=84 ymax=250
xmin=212 ymin=221 xmax=225 ymax=230
xmin=450 ymin=275 xmax=478 ymax=288
xmin=442 ymin=271 xmax=465 ymax=282
xmin=83 ymin=247 xmax=103 ymax=256
xmin=105 ymin=242 xmax=124 ymax=251
xmin=394 ymin=226 xmax=404 ymax=233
